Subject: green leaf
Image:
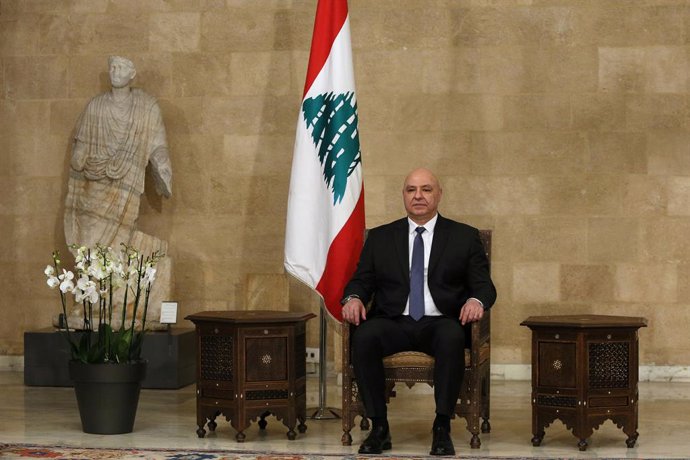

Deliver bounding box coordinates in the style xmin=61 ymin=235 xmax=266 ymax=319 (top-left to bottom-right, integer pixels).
xmin=116 ymin=327 xmax=133 ymax=362
xmin=68 ymin=340 xmax=80 ymax=360
xmin=87 ymin=343 xmax=105 ymax=363
xmin=76 ymin=334 xmax=90 ymax=363
xmin=130 ymin=332 xmax=143 ymax=361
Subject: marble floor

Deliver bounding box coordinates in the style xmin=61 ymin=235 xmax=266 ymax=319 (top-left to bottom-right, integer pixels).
xmin=2 ymin=370 xmax=690 ymax=459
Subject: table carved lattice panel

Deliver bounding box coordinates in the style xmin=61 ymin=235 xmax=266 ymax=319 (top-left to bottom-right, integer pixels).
xmin=589 ymin=342 xmax=629 ymax=389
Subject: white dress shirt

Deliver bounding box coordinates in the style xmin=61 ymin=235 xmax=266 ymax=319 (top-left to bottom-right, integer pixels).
xmin=403 ymin=214 xmax=443 ymax=317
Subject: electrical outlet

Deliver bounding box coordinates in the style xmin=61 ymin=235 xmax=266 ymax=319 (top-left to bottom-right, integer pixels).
xmin=307 ymin=390 xmax=318 ymax=406
xmin=305 ymin=347 xmax=320 ymax=363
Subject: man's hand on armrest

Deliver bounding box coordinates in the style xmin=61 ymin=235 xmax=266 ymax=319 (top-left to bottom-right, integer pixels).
xmin=459 ymin=298 xmax=484 ymax=326
xmin=342 ymin=297 xmax=367 ymax=326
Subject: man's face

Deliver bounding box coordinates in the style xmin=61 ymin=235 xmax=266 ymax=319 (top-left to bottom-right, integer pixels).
xmin=402 ymin=169 xmax=442 ymax=224
xmin=109 ymin=59 xmax=135 ymax=89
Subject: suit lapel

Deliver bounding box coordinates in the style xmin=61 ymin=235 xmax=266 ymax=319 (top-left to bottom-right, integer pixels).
xmin=428 ymin=214 xmax=448 ymax=276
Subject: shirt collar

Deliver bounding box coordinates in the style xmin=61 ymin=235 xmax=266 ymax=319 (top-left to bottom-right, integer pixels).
xmin=408 ymin=213 xmax=438 ymax=235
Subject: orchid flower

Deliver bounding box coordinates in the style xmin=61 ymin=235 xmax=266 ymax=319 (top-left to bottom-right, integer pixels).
xmin=59 ymin=269 xmax=75 ymax=294
xmin=143 ymin=266 xmax=157 ymax=286
xmin=86 ymin=286 xmax=100 ymax=304
xmin=45 ymin=244 xmax=164 ymax=363
xmin=45 ymin=265 xmax=59 ymax=288
xmin=76 ymin=275 xmax=93 ymax=291
xmin=87 ymin=260 xmax=107 ymax=280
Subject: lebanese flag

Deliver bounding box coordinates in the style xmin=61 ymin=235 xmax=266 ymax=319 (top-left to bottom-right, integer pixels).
xmin=284 ymin=0 xmax=365 ymax=322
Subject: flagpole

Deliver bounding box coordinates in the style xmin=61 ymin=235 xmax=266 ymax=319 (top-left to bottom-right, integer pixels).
xmin=309 ymin=302 xmax=341 ymax=420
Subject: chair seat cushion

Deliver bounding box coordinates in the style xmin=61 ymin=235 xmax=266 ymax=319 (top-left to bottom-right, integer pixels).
xmin=382 ymin=349 xmax=472 ymax=368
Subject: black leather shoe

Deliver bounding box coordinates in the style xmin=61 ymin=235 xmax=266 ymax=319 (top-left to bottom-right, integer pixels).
xmin=358 ymin=425 xmax=392 ymax=454
xmin=430 ymin=425 xmax=455 ymax=456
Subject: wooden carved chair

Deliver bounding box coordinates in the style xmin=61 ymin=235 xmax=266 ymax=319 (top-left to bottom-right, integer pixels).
xmin=341 ymin=230 xmax=492 ymax=449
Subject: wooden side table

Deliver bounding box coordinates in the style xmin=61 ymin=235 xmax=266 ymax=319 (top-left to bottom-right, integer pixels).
xmin=186 ymin=310 xmax=316 ymax=442
xmin=520 ymin=315 xmax=647 ymax=451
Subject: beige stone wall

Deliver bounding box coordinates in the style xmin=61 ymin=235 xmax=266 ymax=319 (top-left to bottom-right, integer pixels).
xmin=1 ymin=0 xmax=689 ymax=367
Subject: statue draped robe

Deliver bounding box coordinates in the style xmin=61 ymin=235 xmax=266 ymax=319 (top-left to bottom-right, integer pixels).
xmin=62 ymin=88 xmax=173 ymax=330
xmin=65 ymin=88 xmax=169 ymax=251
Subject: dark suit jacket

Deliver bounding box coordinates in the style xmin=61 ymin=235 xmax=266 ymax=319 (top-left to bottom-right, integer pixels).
xmin=342 ymin=214 xmax=497 ymax=319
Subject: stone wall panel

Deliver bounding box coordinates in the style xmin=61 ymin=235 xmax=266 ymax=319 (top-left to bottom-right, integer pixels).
xmin=230 ymin=51 xmax=292 ymax=97
xmin=503 ymin=94 xmax=571 ymax=131
xmin=572 ymin=93 xmax=626 ymax=131
xmin=149 ymin=12 xmax=201 ymax=53
xmin=615 ymin=263 xmax=678 ymax=303
xmin=72 ymin=15 xmax=149 ymax=55
xmin=513 ymin=262 xmax=561 ymax=303
xmin=560 ymin=264 xmax=615 ymax=302
xmin=587 ymin=132 xmax=647 ymax=174
xmin=626 ymin=94 xmax=687 ymax=131
xmin=2 ymin=0 xmax=690 ymax=366
xmin=0 ymin=14 xmax=40 ymax=56
xmin=498 ymin=216 xmax=588 ymax=263
xmin=587 ymin=217 xmax=641 ymax=263
xmin=5 ymin=56 xmax=68 ymax=99
xmin=470 ymin=131 xmax=587 ymax=175
xmin=643 ymin=219 xmax=690 ymax=262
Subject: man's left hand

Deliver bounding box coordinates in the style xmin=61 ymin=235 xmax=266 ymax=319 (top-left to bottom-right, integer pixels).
xmin=459 ymin=298 xmax=484 ymax=325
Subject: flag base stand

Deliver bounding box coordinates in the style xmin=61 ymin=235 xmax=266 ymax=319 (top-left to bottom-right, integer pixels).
xmin=309 ymin=306 xmax=341 ymax=420
xmin=309 ymin=406 xmax=341 ymax=419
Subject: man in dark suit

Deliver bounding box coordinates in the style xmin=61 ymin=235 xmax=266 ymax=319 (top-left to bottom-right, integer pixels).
xmin=341 ymin=168 xmax=497 ymax=456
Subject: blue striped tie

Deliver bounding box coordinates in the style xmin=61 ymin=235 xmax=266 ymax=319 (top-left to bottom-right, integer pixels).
xmin=409 ymin=227 xmax=426 ymax=321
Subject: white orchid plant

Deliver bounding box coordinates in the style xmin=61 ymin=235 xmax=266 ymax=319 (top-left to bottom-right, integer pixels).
xmin=45 ymin=244 xmax=162 ymax=364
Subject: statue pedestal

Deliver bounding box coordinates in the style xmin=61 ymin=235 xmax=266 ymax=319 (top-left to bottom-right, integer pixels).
xmin=23 ymin=328 xmax=196 ymax=389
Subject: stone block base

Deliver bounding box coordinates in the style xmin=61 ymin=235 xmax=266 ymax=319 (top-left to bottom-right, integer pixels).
xmin=23 ymin=328 xmax=196 ymax=389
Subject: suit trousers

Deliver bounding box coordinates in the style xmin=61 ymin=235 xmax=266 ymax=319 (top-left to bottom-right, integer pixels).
xmin=351 ymin=315 xmax=466 ymax=419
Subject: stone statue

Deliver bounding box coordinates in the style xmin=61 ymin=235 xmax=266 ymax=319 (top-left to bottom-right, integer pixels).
xmin=60 ymin=56 xmax=173 ymax=330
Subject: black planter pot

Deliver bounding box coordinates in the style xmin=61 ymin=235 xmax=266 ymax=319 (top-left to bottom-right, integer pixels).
xmin=69 ymin=360 xmax=147 ymax=434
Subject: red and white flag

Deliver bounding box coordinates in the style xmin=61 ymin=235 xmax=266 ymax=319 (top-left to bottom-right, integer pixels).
xmin=284 ymin=0 xmax=365 ymax=322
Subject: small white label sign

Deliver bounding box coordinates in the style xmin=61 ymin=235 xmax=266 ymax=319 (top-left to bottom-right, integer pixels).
xmin=160 ymin=301 xmax=178 ymax=324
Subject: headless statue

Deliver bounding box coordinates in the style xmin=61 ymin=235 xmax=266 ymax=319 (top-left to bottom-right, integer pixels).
xmin=60 ymin=56 xmax=173 ymax=331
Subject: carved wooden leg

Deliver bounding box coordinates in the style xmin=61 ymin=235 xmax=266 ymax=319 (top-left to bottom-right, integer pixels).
xmin=207 ymin=410 xmax=219 ymax=432
xmin=621 ymin=417 xmax=639 ymax=448
xmin=481 ymin=418 xmax=491 ymax=433
xmin=360 ymin=417 xmax=370 ymax=430
xmin=531 ymin=432 xmax=544 ymax=446
xmin=297 ymin=416 xmax=307 ymax=433
xmin=236 ymin=431 xmax=246 ymax=442
xmin=578 ymin=439 xmax=588 ymax=451
xmin=470 ymin=433 xmax=481 ymax=449
xmin=342 ymin=430 xmax=353 ymax=445
xmin=197 ymin=410 xmax=215 ymax=438
xmin=287 ymin=427 xmax=297 ymax=440
xmin=258 ymin=411 xmax=270 ymax=430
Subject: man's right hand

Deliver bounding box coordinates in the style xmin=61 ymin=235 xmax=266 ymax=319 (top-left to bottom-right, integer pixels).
xmin=341 ymin=298 xmax=367 ymax=325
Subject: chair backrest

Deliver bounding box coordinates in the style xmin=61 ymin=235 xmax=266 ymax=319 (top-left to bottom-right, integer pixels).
xmin=476 ymin=229 xmax=492 ymax=342
xmin=478 ymin=229 xmax=491 ymax=263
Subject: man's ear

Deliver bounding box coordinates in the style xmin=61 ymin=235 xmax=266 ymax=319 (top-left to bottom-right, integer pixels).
xmin=130 ymin=69 xmax=137 ymax=82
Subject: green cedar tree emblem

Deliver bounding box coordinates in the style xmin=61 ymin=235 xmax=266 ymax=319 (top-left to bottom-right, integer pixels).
xmin=302 ymin=91 xmax=361 ymax=205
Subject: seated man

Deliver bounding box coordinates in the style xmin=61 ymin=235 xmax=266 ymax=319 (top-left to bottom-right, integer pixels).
xmin=341 ymin=168 xmax=497 ymax=456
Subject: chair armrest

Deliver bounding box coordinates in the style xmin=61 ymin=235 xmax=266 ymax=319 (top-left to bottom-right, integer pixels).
xmin=470 ymin=309 xmax=491 ymax=365
xmin=342 ymin=320 xmax=354 ymax=371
